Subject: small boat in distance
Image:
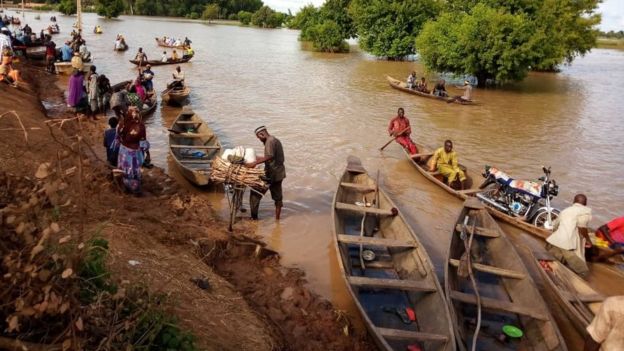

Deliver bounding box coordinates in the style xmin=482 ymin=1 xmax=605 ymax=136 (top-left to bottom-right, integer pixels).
xmin=129 ymin=57 xmax=192 ymax=66
xmin=386 ymin=76 xmax=475 ymax=105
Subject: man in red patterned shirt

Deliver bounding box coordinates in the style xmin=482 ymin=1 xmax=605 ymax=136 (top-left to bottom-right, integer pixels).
xmin=387 ymin=107 xmax=418 ymax=156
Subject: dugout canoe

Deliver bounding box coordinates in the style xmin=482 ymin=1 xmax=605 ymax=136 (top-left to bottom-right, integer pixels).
xmin=168 ymin=109 xmax=221 ymax=186
xmin=114 ymin=43 xmax=129 ymax=52
xmin=332 ymin=156 xmax=455 ymax=351
xmin=162 ymin=86 xmax=190 ymax=106
xmin=25 ymin=46 xmax=59 ymax=60
xmin=401 ymin=146 xmax=560 ymax=241
xmin=155 ymin=37 xmax=189 ymax=49
xmin=531 ymin=251 xmax=604 ymax=335
xmin=53 ymin=62 xmax=93 ymax=75
xmin=129 ymin=57 xmax=192 ymax=66
xmin=446 ymin=199 xmax=567 ymax=351
xmin=386 ymin=76 xmax=475 ymax=105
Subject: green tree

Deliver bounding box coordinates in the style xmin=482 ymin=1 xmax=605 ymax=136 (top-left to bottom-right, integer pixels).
xmin=96 ymin=0 xmax=125 ymax=18
xmin=238 ymin=10 xmax=252 ymax=25
xmin=416 ymin=4 xmax=536 ymax=86
xmin=251 ymin=5 xmax=282 ymax=28
xmin=58 ymin=0 xmax=77 ymax=15
xmin=202 ymin=3 xmax=220 ymax=22
xmin=287 ymin=4 xmax=318 ymax=30
xmin=319 ymin=0 xmax=355 ymax=39
xmin=350 ymin=0 xmax=440 ymax=59
xmin=308 ymin=20 xmax=349 ymax=53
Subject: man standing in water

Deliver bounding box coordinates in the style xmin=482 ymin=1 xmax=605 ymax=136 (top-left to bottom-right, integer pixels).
xmin=388 ymin=107 xmax=418 ymax=156
xmin=246 ymin=126 xmax=285 ymax=220
xmin=545 ymin=194 xmax=592 ymax=277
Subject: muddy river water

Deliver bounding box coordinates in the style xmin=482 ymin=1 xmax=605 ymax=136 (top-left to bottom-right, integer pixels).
xmin=18 ymin=11 xmax=624 ymax=348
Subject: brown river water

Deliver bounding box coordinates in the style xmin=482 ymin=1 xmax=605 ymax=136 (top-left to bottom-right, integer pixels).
xmin=16 ymin=11 xmax=624 ymax=348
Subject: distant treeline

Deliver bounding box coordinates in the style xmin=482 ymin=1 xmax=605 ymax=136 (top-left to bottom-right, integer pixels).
xmin=599 ymin=30 xmax=624 ymax=39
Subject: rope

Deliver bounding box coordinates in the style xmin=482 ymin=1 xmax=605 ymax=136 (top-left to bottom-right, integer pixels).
xmin=464 ymin=215 xmax=482 ymax=351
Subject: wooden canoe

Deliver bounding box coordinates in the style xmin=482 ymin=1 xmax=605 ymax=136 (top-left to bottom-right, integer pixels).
xmin=386 ymin=76 xmax=475 ymax=105
xmin=445 ymin=199 xmax=567 ymax=351
xmin=402 ymin=146 xmax=560 ymax=240
xmin=332 ymin=156 xmax=455 ymax=351
xmin=155 ymin=38 xmax=189 ymax=49
xmin=168 ymin=110 xmax=221 ymax=186
xmin=25 ymin=46 xmax=59 ymax=60
xmin=531 ymin=251 xmax=604 ymax=335
xmin=162 ymin=86 xmax=190 ymax=106
xmin=53 ymin=62 xmax=93 ymax=75
xmin=129 ymin=57 xmax=192 ymax=66
xmin=114 ymin=44 xmax=129 ymax=52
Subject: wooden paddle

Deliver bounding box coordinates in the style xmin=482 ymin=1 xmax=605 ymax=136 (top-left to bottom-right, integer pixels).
xmin=379 ymin=126 xmax=410 ymax=151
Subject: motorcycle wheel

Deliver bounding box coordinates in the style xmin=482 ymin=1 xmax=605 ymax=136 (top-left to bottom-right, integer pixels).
xmin=532 ymin=208 xmax=560 ymax=230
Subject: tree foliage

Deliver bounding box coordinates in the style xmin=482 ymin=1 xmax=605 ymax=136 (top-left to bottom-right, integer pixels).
xmin=251 ymin=5 xmax=282 ymax=28
xmin=416 ymin=4 xmax=536 ymax=85
xmin=307 ymin=20 xmax=349 ymax=53
xmin=287 ymin=4 xmax=318 ymax=30
xmin=349 ymin=0 xmax=440 ymax=59
xmin=202 ymin=3 xmax=220 ymax=21
xmin=96 ymin=0 xmax=125 ymax=18
xmin=58 ymin=0 xmax=77 ymax=15
xmin=238 ymin=10 xmax=252 ymax=25
xmin=319 ymin=0 xmax=355 ymax=39
xmin=129 ymin=0 xmax=262 ymax=18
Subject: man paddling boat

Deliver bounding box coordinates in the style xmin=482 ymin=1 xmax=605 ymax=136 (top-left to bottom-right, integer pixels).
xmin=387 ymin=107 xmax=418 ymax=156
xmin=448 ymin=80 xmax=474 ymax=103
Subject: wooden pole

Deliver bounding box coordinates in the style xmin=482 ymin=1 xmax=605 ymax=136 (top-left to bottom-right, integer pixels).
xmin=77 ymin=0 xmax=82 ymax=32
xmin=379 ymin=126 xmax=410 ymax=151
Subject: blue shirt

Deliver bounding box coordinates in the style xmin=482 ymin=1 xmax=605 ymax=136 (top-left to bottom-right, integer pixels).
xmin=103 ymin=128 xmax=118 ymax=165
xmin=60 ymin=44 xmax=72 ymax=61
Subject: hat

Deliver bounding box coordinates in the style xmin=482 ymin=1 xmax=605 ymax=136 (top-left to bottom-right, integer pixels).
xmin=464 ymin=80 xmax=470 ymax=85
xmin=254 ymin=126 xmax=267 ymax=135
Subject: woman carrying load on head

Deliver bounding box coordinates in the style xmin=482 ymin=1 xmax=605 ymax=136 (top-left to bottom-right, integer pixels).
xmin=117 ymin=106 xmax=149 ymax=194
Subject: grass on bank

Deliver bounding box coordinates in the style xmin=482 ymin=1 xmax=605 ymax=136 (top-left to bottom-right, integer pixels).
xmin=597 ymin=37 xmax=624 ymax=50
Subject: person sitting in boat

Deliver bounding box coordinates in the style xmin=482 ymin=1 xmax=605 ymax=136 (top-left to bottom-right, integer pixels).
xmin=174 ymin=38 xmax=182 ymax=47
xmin=432 ymin=79 xmax=448 ymax=97
xmin=406 ymin=71 xmax=416 ymax=89
xmin=94 ymin=25 xmax=102 ymax=34
xmin=134 ymin=47 xmax=147 ymax=64
xmin=447 ymin=80 xmax=473 ymax=103
xmin=171 ymin=49 xmax=179 ymax=61
xmin=184 ymin=37 xmax=192 ymax=47
xmin=182 ymin=46 xmax=194 ymax=59
xmin=545 ymin=194 xmax=592 ymax=278
xmin=168 ymin=66 xmax=185 ymax=89
xmin=429 ymin=140 xmax=467 ymax=189
xmin=416 ymin=77 xmax=429 ymax=94
xmin=79 ymin=42 xmax=91 ymax=62
xmin=141 ymin=64 xmax=155 ymax=92
xmin=387 ymin=107 xmax=418 ymax=156
xmin=593 ymin=216 xmax=624 ymax=261
xmin=60 ymin=41 xmax=73 ymax=62
xmin=23 ymin=24 xmax=32 ymax=36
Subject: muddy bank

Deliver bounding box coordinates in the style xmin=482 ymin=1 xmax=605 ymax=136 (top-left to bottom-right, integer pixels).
xmin=0 ymin=65 xmax=375 ymax=350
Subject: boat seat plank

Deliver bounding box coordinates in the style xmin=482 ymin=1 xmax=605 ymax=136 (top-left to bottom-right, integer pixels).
xmin=351 ymin=260 xmax=395 ymax=269
xmin=455 ymin=224 xmax=500 ymax=238
xmin=377 ymin=327 xmax=448 ymax=342
xmin=175 ymin=121 xmax=202 ymax=125
xmin=448 ymin=259 xmax=525 ymax=279
xmin=560 ymin=291 xmax=604 ymax=303
xmin=337 ymin=234 xmax=416 ymax=249
xmin=339 ymin=182 xmax=376 ymax=193
xmin=335 ymin=202 xmax=394 ymax=216
xmin=170 ymin=133 xmax=214 ymax=138
xmin=449 ymin=291 xmax=548 ymax=320
xmin=179 ymin=160 xmax=213 ymax=164
xmin=458 ymin=189 xmax=483 ymax=195
xmin=349 ymin=276 xmax=435 ymax=292
xmin=409 ymin=153 xmax=433 ymax=159
xmin=170 ymin=145 xmax=221 ymax=149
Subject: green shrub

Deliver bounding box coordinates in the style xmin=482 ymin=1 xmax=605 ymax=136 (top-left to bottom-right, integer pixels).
xmin=238 ymin=10 xmax=252 ymax=25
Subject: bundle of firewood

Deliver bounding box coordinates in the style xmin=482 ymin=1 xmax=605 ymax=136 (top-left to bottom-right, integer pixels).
xmin=210 ymin=156 xmax=268 ymax=191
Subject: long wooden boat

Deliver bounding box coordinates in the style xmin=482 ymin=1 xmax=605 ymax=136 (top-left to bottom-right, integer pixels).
xmin=332 ymin=156 xmax=455 ymax=351
xmin=531 ymin=251 xmax=604 ymax=335
xmin=162 ymin=86 xmax=190 ymax=106
xmin=129 ymin=57 xmax=192 ymax=66
xmin=155 ymin=37 xmax=189 ymax=49
xmin=25 ymin=46 xmax=59 ymax=60
xmin=53 ymin=62 xmax=93 ymax=75
xmin=168 ymin=109 xmax=221 ymax=186
xmin=401 ymin=146 xmax=560 ymax=240
xmin=445 ymin=199 xmax=567 ymax=351
xmin=386 ymin=76 xmax=475 ymax=105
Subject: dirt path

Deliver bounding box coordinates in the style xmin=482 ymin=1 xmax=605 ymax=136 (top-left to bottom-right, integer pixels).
xmin=0 ymin=65 xmax=375 ymax=350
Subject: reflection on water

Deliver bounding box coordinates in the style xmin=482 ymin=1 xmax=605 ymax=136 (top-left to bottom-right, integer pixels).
xmin=20 ymin=10 xmax=624 ymax=349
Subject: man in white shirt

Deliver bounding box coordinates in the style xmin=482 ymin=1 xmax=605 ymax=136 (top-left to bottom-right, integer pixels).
xmin=545 ymin=194 xmax=592 ymax=277
xmin=161 ymin=51 xmax=168 ymax=63
xmin=0 ymin=27 xmax=12 ymax=54
xmin=585 ymin=295 xmax=624 ymax=351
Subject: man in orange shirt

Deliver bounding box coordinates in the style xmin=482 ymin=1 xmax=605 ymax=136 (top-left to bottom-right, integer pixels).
xmin=387 ymin=107 xmax=418 ymax=156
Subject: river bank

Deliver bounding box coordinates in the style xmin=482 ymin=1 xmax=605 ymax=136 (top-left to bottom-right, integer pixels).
xmin=0 ymin=65 xmax=375 ymax=350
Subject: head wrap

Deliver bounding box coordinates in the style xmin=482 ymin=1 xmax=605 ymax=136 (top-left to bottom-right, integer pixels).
xmin=254 ymin=126 xmax=267 ymax=135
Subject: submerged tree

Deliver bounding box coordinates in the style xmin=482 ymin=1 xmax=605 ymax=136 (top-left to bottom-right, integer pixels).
xmin=96 ymin=0 xmax=125 ymax=18
xmin=349 ymin=0 xmax=440 ymax=59
xmin=202 ymin=3 xmax=220 ymax=22
xmin=308 ymin=20 xmax=349 ymax=53
xmin=416 ymin=4 xmax=536 ymax=86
